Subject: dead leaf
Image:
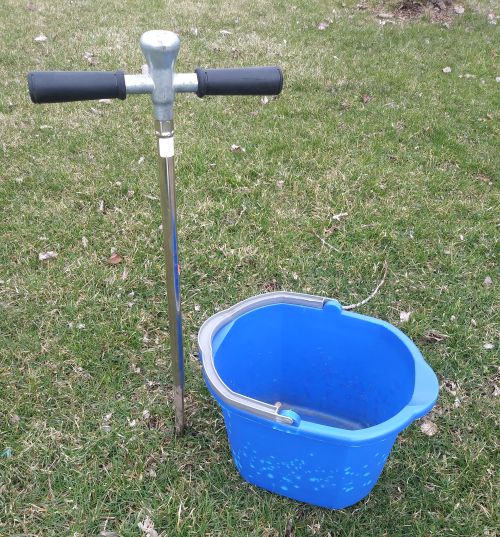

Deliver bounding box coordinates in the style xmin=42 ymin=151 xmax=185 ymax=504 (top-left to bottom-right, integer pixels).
xmin=101 ymin=412 xmax=112 ymax=432
xmin=131 ymin=363 xmax=141 ymax=373
xmin=260 ymin=96 xmax=269 ymax=105
xmin=100 ymin=532 xmax=119 ymax=537
xmin=83 ymin=51 xmax=95 ymax=64
xmin=483 ymin=276 xmax=493 ymax=286
xmin=230 ymin=144 xmax=245 ymax=153
xmin=121 ymin=267 xmax=129 ymax=281
xmin=454 ymin=5 xmax=465 ymax=14
xmin=34 ymin=33 xmax=47 ymax=42
xmin=483 ymin=343 xmax=494 ymax=350
xmin=263 ymin=280 xmax=279 ymax=292
xmin=318 ymin=21 xmax=330 ymax=30
xmin=39 ymin=251 xmax=58 ymax=261
xmin=108 ymin=253 xmax=123 ymax=265
xmin=190 ymin=27 xmax=198 ymax=36
xmin=442 ymin=379 xmax=459 ymax=396
xmin=194 ymin=303 xmax=201 ymax=311
xmin=219 ymin=29 xmax=232 ymax=35
xmin=420 ymin=420 xmax=438 ymax=437
xmin=99 ymin=98 xmax=112 ymax=104
xmin=138 ymin=516 xmax=159 ymax=537
xmin=423 ymin=330 xmax=448 ymax=343
xmin=362 ymin=94 xmax=372 ymax=103
xmin=285 ymin=518 xmax=294 ymax=537
xmin=493 ymin=385 xmax=500 ymax=397
xmin=323 ymin=224 xmax=339 ymax=235
xmin=82 ymin=236 xmax=88 ymax=248
xmin=138 ymin=156 xmax=145 ymax=164
xmin=9 ymin=414 xmax=20 ymax=425
xmin=377 ymin=12 xmax=394 ymax=19
xmin=442 ymin=66 xmax=452 ymax=74
xmin=399 ymin=311 xmax=411 ymax=323
xmin=276 ymin=180 xmax=284 ymax=189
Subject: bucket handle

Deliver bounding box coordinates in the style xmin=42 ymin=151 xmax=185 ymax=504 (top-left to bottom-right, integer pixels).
xmin=198 ymin=292 xmax=325 ymax=426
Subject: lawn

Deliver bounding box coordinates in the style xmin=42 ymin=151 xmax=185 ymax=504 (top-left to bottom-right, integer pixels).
xmin=0 ymin=0 xmax=498 ymax=535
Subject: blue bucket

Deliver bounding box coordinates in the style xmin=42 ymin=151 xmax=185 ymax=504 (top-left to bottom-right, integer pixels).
xmin=198 ymin=292 xmax=439 ymax=509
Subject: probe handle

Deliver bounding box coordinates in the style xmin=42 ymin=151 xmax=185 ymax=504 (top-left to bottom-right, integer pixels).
xmin=28 ymin=71 xmax=127 ymax=103
xmin=194 ymin=67 xmax=283 ymax=97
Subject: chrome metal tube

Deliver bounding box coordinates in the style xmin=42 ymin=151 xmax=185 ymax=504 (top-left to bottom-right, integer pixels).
xmin=125 ymin=73 xmax=198 ymax=95
xmin=124 ymin=74 xmax=154 ymax=94
xmin=173 ymin=73 xmax=198 ymax=93
xmin=155 ymin=118 xmax=185 ymax=434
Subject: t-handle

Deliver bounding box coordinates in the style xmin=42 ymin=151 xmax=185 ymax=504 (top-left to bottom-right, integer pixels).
xmin=140 ymin=30 xmax=180 ymax=121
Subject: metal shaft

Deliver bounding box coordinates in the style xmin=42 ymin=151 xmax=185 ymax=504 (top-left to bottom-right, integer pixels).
xmin=156 ymin=118 xmax=185 ymax=433
xmin=141 ymin=31 xmax=186 ymax=433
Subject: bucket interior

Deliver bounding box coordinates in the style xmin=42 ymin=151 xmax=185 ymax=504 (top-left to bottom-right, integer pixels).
xmin=212 ymin=303 xmax=416 ymax=430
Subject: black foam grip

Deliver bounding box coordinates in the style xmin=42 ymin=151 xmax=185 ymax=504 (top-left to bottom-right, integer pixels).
xmin=28 ymin=71 xmax=126 ymax=103
xmin=194 ymin=67 xmax=283 ymax=97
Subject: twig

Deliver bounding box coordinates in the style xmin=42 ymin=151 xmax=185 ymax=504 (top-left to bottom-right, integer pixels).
xmin=313 ymin=232 xmax=340 ymax=253
xmin=331 ymin=211 xmax=348 ymax=221
xmin=343 ymin=260 xmax=388 ymax=310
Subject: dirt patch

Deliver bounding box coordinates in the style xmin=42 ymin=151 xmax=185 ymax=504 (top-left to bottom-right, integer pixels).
xmin=377 ymin=0 xmax=460 ymax=24
xmin=262 ymin=279 xmax=281 ymax=292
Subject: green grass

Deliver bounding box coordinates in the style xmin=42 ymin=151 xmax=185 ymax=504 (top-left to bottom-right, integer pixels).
xmin=1 ymin=0 xmax=498 ymax=535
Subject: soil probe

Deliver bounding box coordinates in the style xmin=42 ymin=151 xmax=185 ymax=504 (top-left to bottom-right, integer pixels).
xmin=28 ymin=30 xmax=283 ymax=434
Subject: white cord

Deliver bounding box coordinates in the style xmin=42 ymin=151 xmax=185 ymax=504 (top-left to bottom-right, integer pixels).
xmin=343 ymin=261 xmax=388 ymax=310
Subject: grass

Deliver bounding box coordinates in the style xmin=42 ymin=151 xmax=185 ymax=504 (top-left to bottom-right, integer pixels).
xmin=0 ymin=0 xmax=498 ymax=535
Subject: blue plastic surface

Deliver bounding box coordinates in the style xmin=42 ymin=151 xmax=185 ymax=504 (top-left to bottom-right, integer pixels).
xmin=200 ymin=296 xmax=439 ymax=509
